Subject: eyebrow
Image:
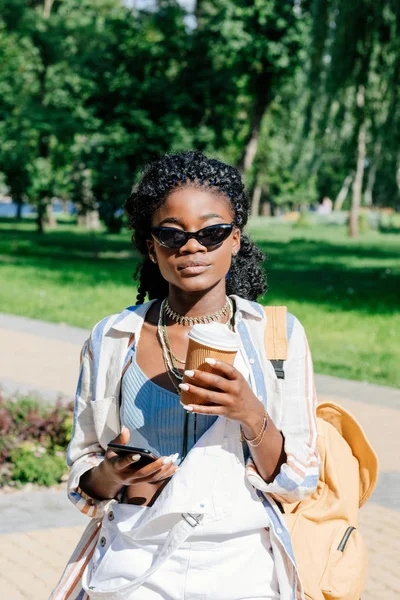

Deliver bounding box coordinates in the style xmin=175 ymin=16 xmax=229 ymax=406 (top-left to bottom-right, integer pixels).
xmin=158 ymin=213 xmax=224 ymax=227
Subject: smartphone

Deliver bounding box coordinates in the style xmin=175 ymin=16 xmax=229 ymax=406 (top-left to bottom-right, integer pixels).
xmin=107 ymin=443 xmax=160 ymax=467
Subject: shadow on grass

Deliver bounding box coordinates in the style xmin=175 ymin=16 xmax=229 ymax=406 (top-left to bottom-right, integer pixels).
xmin=257 ymin=238 xmax=399 ymax=315
xmin=0 ymin=222 xmax=131 ymax=256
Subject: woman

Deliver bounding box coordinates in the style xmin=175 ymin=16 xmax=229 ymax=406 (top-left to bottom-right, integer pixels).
xmin=60 ymin=151 xmax=319 ymax=600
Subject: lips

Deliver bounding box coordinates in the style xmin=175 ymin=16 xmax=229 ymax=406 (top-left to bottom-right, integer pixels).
xmin=178 ymin=260 xmax=210 ymax=275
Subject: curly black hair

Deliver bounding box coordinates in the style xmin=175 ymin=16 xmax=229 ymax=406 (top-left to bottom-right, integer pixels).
xmin=124 ymin=151 xmax=267 ymax=304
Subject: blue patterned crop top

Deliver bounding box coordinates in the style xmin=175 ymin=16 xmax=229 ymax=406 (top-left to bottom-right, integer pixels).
xmin=120 ymin=348 xmax=218 ymax=459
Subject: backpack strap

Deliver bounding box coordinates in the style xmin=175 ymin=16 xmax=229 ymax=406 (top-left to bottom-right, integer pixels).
xmin=264 ymin=306 xmax=288 ymax=379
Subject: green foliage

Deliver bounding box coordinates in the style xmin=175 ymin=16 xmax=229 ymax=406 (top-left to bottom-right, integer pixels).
xmin=10 ymin=446 xmax=66 ymax=487
xmin=379 ymin=212 xmax=400 ymax=234
xmin=0 ymin=391 xmax=74 ymax=487
xmin=0 ymin=0 xmax=399 ymax=225
xmin=302 ymin=0 xmax=400 ymax=210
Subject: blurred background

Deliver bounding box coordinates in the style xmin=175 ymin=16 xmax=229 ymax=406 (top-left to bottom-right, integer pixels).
xmin=0 ymin=1 xmax=399 ymax=598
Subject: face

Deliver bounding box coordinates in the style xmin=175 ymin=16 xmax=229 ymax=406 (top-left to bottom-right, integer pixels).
xmin=147 ymin=187 xmax=241 ymax=295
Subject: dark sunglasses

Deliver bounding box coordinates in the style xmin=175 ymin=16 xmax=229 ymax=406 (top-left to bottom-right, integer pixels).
xmin=151 ymin=222 xmax=235 ymax=249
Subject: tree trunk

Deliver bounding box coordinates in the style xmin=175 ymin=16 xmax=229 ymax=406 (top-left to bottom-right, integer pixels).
xmin=243 ymin=122 xmax=262 ymax=173
xmin=87 ymin=210 xmax=101 ymax=230
xmin=349 ymin=86 xmax=366 ymax=238
xmin=262 ymin=201 xmax=271 ymax=216
xmin=364 ymin=142 xmax=381 ymax=206
xmin=15 ymin=196 xmax=23 ymax=220
xmin=43 ymin=0 xmax=54 ymax=19
xmin=78 ymin=210 xmax=101 ymax=230
xmin=37 ymin=201 xmax=46 ymax=234
xmin=45 ymin=201 xmax=57 ymax=228
xmin=334 ymin=173 xmax=353 ymax=211
xmin=251 ymin=182 xmax=262 ymax=217
xmin=239 ymin=71 xmax=272 ymax=173
xmin=349 ymin=123 xmax=366 ymax=237
xmin=397 ymin=161 xmax=400 ymax=193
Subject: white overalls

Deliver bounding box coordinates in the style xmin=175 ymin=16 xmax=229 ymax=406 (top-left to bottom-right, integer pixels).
xmin=82 ymin=416 xmax=279 ymax=600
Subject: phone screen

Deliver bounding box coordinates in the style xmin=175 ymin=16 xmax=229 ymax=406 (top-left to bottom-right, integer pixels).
xmin=107 ymin=443 xmax=159 ymax=466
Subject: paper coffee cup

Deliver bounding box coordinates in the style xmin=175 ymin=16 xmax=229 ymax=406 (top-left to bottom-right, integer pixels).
xmin=180 ymin=323 xmax=241 ymax=406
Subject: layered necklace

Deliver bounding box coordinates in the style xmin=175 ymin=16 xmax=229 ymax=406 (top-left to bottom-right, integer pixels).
xmin=164 ymin=297 xmax=231 ymax=327
xmin=157 ymin=296 xmax=234 ymax=391
xmin=157 ymin=296 xmax=234 ymax=459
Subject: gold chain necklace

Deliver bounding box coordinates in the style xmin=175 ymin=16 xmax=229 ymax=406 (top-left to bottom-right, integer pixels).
xmin=157 ymin=297 xmax=234 ymax=392
xmin=164 ymin=298 xmax=230 ymax=326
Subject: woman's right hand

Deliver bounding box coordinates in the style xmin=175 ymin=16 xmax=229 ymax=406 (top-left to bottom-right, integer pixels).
xmin=79 ymin=427 xmax=179 ymax=501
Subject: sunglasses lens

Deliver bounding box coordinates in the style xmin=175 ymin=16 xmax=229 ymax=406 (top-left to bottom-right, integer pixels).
xmin=155 ymin=229 xmax=186 ymax=248
xmin=198 ymin=225 xmax=232 ymax=247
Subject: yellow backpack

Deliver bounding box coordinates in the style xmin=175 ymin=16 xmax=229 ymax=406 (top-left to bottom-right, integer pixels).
xmin=264 ymin=306 xmax=379 ymax=600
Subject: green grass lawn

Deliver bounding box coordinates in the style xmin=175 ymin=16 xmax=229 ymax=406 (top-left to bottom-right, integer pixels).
xmin=0 ymin=216 xmax=399 ymax=388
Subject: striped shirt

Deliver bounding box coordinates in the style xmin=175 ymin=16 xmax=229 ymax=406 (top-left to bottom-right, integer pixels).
xmin=51 ymin=295 xmax=319 ymax=600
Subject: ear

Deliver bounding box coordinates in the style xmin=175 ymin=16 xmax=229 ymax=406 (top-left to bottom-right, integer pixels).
xmin=146 ymin=239 xmax=157 ymax=263
xmin=232 ymin=227 xmax=241 ymax=256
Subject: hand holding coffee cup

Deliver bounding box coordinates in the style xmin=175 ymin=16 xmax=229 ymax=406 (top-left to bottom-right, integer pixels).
xmin=180 ymin=323 xmax=241 ymax=406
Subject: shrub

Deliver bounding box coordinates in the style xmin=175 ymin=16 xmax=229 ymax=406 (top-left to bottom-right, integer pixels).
xmin=11 ymin=446 xmax=66 ymax=487
xmin=0 ymin=391 xmax=74 ymax=487
xmin=379 ymin=213 xmax=400 ymax=234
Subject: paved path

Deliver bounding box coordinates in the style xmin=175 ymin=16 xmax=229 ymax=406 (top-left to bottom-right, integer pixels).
xmin=0 ymin=313 xmax=399 ymax=599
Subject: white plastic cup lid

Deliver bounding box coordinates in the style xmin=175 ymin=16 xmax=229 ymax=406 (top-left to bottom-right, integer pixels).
xmin=188 ymin=323 xmax=241 ymax=351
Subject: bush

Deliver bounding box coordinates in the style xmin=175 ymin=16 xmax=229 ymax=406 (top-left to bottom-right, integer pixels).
xmin=0 ymin=391 xmax=74 ymax=488
xmin=379 ymin=213 xmax=400 ymax=234
xmin=11 ymin=446 xmax=66 ymax=487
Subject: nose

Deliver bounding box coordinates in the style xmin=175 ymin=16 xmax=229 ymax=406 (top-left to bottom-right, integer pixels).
xmin=178 ymin=236 xmax=207 ymax=254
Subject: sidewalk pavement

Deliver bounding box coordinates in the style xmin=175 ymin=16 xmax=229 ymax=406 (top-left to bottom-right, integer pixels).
xmin=1 ymin=313 xmax=399 ymax=599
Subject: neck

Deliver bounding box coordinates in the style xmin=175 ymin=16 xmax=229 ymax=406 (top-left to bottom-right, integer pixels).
xmin=167 ymin=282 xmax=228 ymax=317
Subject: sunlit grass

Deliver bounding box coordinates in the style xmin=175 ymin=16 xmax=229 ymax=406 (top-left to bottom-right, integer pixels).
xmin=0 ymin=217 xmax=399 ymax=387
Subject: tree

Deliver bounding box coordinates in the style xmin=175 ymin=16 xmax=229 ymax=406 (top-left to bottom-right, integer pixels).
xmin=301 ymin=0 xmax=400 ymax=235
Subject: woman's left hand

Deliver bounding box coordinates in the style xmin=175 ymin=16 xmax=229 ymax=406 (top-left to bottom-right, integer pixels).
xmin=179 ymin=358 xmax=264 ymax=428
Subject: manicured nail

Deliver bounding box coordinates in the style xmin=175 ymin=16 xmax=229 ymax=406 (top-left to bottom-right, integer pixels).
xmin=163 ymin=453 xmax=179 ymax=465
xmin=130 ymin=454 xmax=141 ymax=462
xmin=182 ymin=405 xmax=193 ymax=411
xmin=205 ymin=357 xmax=217 ymax=365
xmin=179 ymin=383 xmax=190 ymax=392
xmin=184 ymin=370 xmax=195 ymax=378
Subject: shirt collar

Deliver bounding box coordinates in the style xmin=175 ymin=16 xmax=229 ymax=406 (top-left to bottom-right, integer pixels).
xmin=230 ymin=295 xmax=264 ymax=320
xmin=110 ymin=295 xmax=264 ymax=334
xmin=109 ymin=299 xmax=158 ymax=334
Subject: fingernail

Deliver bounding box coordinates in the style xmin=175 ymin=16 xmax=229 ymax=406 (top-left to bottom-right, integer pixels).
xmin=179 ymin=383 xmax=190 ymax=392
xmin=205 ymin=357 xmax=217 ymax=365
xmin=172 ymin=453 xmax=179 ymax=463
xmin=184 ymin=370 xmax=195 ymax=377
xmin=163 ymin=456 xmax=173 ymax=465
xmin=130 ymin=454 xmax=141 ymax=462
xmin=182 ymin=405 xmax=193 ymax=412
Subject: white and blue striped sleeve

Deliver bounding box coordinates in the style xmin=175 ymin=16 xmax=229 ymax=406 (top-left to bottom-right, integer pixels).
xmin=246 ymin=318 xmax=320 ymax=503
xmin=66 ymin=337 xmax=108 ymax=518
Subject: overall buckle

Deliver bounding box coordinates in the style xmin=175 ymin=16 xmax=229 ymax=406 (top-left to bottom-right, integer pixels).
xmin=182 ymin=513 xmax=203 ymax=528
